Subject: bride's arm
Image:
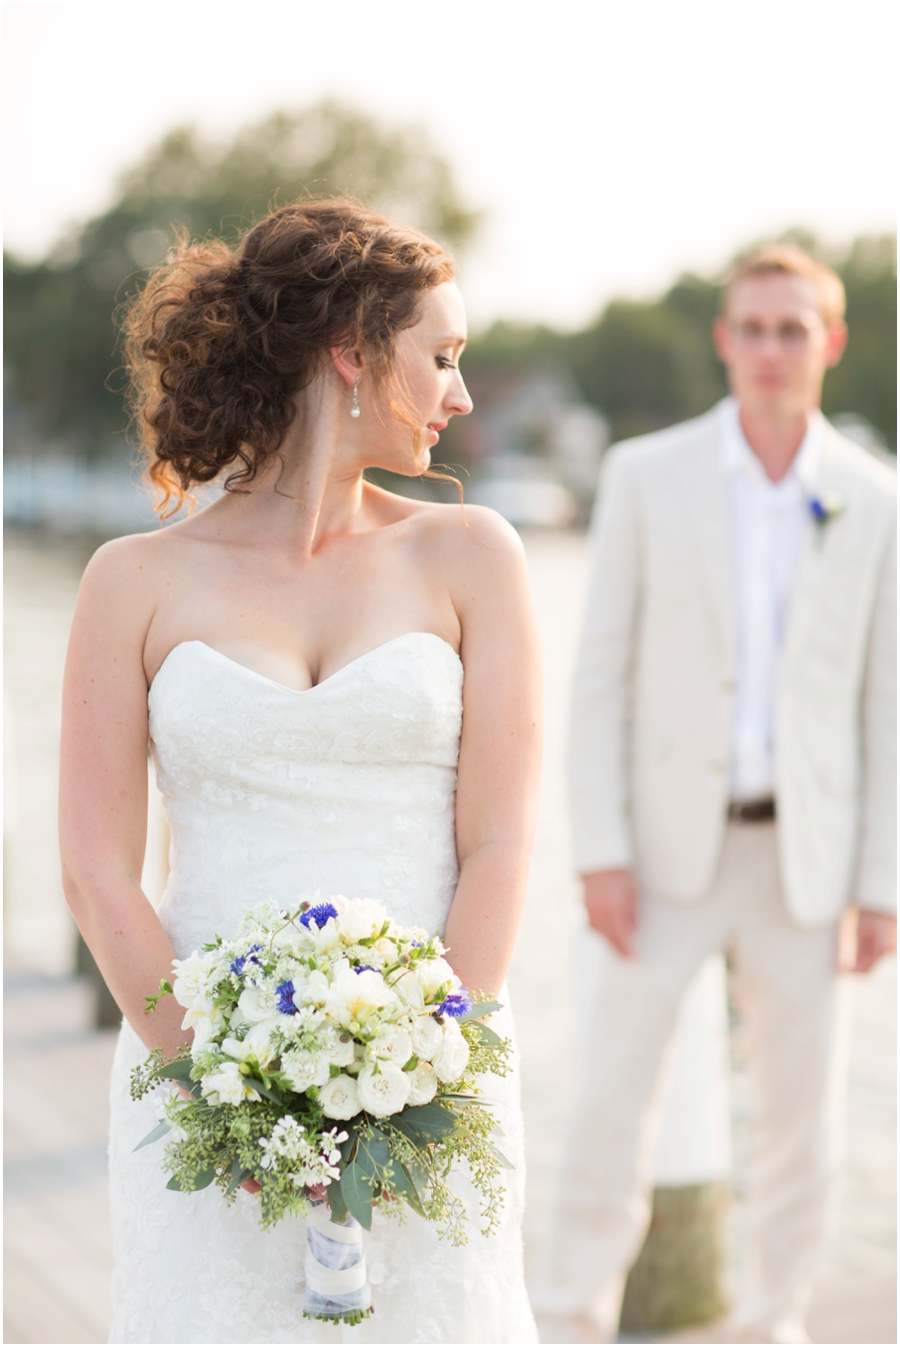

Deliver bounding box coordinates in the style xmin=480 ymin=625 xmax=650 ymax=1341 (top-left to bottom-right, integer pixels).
xmin=441 ymin=509 xmax=543 ymax=996
xmin=59 ymin=537 xmax=187 ymax=1056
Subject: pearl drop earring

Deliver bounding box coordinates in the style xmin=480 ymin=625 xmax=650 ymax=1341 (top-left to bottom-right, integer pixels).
xmin=350 ymin=375 xmax=361 ymax=419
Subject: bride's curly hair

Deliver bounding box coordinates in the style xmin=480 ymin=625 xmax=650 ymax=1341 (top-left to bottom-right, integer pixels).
xmin=122 ymin=198 xmax=455 ymax=517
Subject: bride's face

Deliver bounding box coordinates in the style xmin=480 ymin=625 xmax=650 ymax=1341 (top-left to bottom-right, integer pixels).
xmin=366 ymin=281 xmax=473 ymax=476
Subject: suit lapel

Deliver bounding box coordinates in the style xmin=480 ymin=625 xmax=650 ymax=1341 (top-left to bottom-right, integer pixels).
xmin=677 ymin=414 xmax=736 ymax=671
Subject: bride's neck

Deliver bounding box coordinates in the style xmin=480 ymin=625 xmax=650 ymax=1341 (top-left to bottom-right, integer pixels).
xmin=238 ymin=384 xmax=366 ymax=559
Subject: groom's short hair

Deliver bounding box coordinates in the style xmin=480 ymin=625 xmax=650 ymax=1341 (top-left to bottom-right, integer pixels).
xmin=724 ymin=243 xmax=846 ymax=326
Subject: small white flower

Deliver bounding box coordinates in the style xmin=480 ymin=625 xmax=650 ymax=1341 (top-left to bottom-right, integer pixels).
xmin=324 ymin=960 xmax=396 ymax=1029
xmin=184 ymin=1004 xmax=227 ymax=1050
xmin=201 ymin=1061 xmax=260 ymax=1106
xmin=346 ymin=1042 xmax=367 ymax=1076
xmin=409 ymin=1013 xmax=444 ymax=1061
xmin=221 ymin=1022 xmax=277 ymax=1068
xmin=393 ymin=970 xmax=425 ymax=1010
xmin=171 ymin=952 xmax=214 ymax=1009
xmin=406 ymin=1060 xmax=438 ymax=1106
xmin=356 ymin=1062 xmax=411 ymax=1118
xmin=415 ymin=956 xmax=458 ymax=1000
xmin=319 ymin=1073 xmax=363 ymax=1121
xmin=367 ymin=1024 xmax=413 ymax=1066
xmin=338 ymin=898 xmax=387 ymax=945
xmin=281 ymin=1048 xmax=331 ymax=1092
xmin=431 ymin=1018 xmax=470 ymax=1083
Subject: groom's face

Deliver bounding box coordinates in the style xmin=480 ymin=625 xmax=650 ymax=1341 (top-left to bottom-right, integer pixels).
xmin=714 ymin=273 xmax=847 ymax=420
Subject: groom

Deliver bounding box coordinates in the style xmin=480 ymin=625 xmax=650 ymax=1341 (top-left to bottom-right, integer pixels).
xmin=539 ymin=244 xmax=896 ymax=1343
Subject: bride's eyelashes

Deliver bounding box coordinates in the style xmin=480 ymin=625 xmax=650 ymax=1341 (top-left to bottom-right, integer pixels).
xmin=435 ymin=354 xmax=458 ymax=370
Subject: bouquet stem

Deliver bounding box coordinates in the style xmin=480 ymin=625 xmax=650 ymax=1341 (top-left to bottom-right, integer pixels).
xmin=303 ymin=1201 xmax=373 ymax=1324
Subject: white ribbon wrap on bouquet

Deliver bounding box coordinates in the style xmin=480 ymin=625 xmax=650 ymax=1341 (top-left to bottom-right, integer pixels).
xmin=303 ymin=1201 xmax=373 ymax=1322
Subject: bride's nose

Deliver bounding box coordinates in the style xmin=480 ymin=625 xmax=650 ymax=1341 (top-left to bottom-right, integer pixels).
xmin=446 ymin=371 xmax=473 ymax=418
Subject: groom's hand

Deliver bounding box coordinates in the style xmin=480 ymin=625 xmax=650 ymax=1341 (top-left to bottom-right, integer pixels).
xmin=853 ymin=910 xmax=897 ymax=973
xmin=582 ymin=869 xmax=638 ymax=957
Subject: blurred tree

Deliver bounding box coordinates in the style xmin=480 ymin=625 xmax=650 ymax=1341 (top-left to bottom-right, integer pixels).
xmin=452 ymin=232 xmax=896 ymax=452
xmin=4 ymin=100 xmax=479 ymax=458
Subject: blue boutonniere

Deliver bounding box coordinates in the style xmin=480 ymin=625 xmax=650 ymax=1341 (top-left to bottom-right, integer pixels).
xmin=808 ymin=492 xmax=844 ymax=528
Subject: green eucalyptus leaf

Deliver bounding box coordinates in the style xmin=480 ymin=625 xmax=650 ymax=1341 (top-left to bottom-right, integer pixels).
xmin=225 ymin=1166 xmax=253 ymax=1196
xmin=340 ymin=1162 xmax=374 ymax=1230
xmin=466 ymin=1022 xmax=504 ymax=1049
xmin=392 ymin=1102 xmax=459 ymax=1143
xmin=389 ymin=1161 xmax=427 ymax=1217
xmin=458 ymin=1000 xmax=502 ymax=1023
xmin=159 ymin=1058 xmax=194 ymax=1084
xmin=354 ymin=1131 xmax=392 ymax=1180
xmin=489 ymin=1143 xmax=515 ymax=1170
xmin=244 ymin=1076 xmax=283 ymax=1105
xmin=133 ymin=1119 xmax=172 ymax=1152
xmin=189 ymin=1166 xmax=219 ymax=1191
xmin=327 ymin=1178 xmax=349 ymax=1224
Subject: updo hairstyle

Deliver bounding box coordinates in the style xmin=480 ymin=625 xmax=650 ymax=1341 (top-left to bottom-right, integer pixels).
xmin=123 ymin=199 xmax=455 ymax=516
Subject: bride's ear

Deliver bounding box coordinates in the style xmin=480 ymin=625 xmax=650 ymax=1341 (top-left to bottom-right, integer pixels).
xmin=329 ymin=345 xmax=363 ymax=389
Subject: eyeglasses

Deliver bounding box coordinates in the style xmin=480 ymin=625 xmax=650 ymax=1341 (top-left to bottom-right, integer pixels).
xmin=728 ymin=319 xmax=820 ymax=350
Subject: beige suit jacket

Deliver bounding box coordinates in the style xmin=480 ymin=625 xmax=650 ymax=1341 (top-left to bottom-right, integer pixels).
xmin=569 ymin=402 xmax=896 ymax=925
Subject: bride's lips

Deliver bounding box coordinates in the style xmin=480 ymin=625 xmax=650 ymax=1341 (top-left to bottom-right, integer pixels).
xmin=427 ymin=421 xmax=447 ymax=444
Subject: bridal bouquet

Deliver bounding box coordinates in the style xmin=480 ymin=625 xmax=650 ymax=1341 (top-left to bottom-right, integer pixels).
xmin=131 ymin=896 xmax=511 ymax=1325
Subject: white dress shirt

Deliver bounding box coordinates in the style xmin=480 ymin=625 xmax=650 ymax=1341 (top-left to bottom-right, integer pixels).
xmin=721 ymin=398 xmax=822 ymax=801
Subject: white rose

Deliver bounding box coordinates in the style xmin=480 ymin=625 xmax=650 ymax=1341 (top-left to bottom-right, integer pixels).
xmin=237 ymin=983 xmax=278 ymax=1024
xmin=431 ymin=1019 xmax=470 ymax=1083
xmin=406 ymin=1061 xmax=438 ymax=1106
xmin=409 ymin=1013 xmax=444 ymax=1061
xmin=319 ymin=1073 xmax=362 ymax=1121
xmin=368 ymin=1025 xmax=413 ymax=1066
xmin=281 ymin=1048 xmax=331 ymax=1092
xmin=320 ymin=1025 xmax=356 ymax=1068
xmin=201 ymin=1061 xmax=260 ymax=1106
xmin=356 ymin=1063 xmax=411 ymax=1118
xmin=415 ymin=956 xmax=458 ymax=1000
xmin=338 ymin=898 xmax=387 ymax=945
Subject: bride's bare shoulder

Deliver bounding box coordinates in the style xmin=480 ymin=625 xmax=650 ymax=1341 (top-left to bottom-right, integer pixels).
xmin=76 ymin=522 xmax=201 ymax=625
xmin=385 ymin=495 xmax=526 ymax=608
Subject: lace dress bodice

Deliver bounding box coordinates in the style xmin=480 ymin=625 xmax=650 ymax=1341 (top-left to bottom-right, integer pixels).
xmin=107 ymin=633 xmax=536 ymax=1344
xmin=150 ymin=634 xmax=464 ymax=958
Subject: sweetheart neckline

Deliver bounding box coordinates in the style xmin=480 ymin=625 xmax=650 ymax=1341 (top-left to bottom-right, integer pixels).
xmin=149 ymin=632 xmax=462 ymax=697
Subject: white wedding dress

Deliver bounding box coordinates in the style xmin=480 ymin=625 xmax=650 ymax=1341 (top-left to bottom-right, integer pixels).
xmin=107 ymin=633 xmax=537 ymax=1344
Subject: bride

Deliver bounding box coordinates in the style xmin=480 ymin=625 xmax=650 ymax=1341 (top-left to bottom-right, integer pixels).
xmin=58 ymin=199 xmax=541 ymax=1344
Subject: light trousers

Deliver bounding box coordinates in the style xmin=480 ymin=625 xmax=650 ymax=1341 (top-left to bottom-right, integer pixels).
xmin=536 ymin=823 xmax=850 ymax=1339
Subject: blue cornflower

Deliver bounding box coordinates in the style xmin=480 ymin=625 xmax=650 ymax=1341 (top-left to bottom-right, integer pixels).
xmin=230 ymin=944 xmax=263 ymax=977
xmin=808 ymin=494 xmax=844 ymax=527
xmin=438 ymin=991 xmax=473 ymax=1019
xmin=354 ymin=965 xmax=377 ymax=974
xmin=276 ymin=979 xmax=298 ymax=1015
xmin=299 ymin=902 xmax=339 ymax=929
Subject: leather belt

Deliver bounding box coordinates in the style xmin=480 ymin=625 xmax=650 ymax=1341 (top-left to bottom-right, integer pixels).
xmin=728 ymin=797 xmax=776 ymax=823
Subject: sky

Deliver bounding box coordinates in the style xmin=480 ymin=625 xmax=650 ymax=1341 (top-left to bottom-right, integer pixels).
xmin=3 ymin=0 xmax=897 ymax=331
